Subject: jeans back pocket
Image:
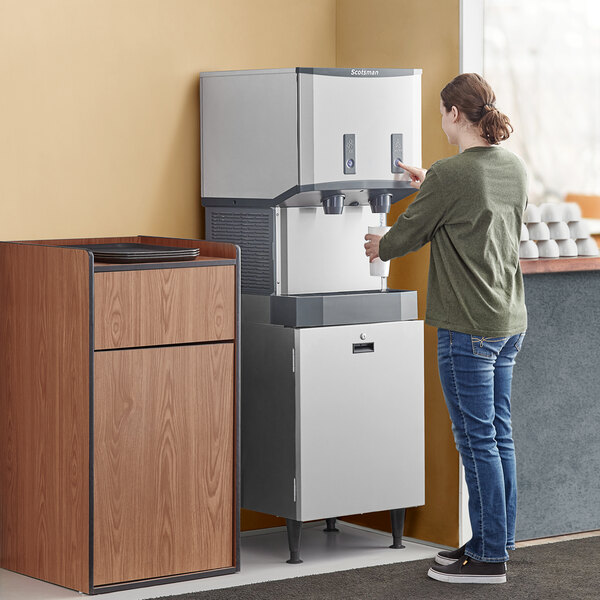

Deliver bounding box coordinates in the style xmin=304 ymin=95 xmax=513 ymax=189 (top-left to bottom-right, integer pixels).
xmin=471 ymin=335 xmax=509 ymax=358
xmin=514 ymin=331 xmax=526 ymax=352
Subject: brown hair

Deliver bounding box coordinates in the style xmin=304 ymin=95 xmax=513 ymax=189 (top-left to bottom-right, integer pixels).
xmin=440 ymin=73 xmax=513 ymax=145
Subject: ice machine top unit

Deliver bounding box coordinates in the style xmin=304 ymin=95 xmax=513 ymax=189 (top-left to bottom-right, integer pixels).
xmin=199 ymin=67 xmax=422 ymax=212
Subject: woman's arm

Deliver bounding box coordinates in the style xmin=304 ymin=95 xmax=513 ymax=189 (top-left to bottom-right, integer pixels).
xmin=364 ymin=163 xmax=429 ymax=261
xmin=364 ymin=166 xmax=448 ymax=262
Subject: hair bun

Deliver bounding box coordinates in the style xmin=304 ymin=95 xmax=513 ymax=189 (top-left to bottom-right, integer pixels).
xmin=481 ymin=103 xmax=496 ymax=116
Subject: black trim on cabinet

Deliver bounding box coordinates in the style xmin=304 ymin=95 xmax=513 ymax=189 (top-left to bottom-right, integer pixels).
xmin=88 ymin=250 xmax=95 ymax=594
xmin=93 ymin=339 xmax=235 ymax=353
xmin=90 ymin=567 xmax=238 ymax=595
xmin=234 ymin=243 xmax=242 ymax=572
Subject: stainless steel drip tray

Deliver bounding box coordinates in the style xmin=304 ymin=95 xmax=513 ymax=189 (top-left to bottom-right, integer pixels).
xmin=269 ymin=289 xmax=418 ymax=327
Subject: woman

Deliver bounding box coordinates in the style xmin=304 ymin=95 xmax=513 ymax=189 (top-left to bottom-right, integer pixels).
xmin=364 ymin=73 xmax=527 ymax=585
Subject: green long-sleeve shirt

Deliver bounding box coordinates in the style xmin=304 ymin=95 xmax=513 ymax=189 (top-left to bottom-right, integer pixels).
xmin=379 ymin=146 xmax=527 ymax=336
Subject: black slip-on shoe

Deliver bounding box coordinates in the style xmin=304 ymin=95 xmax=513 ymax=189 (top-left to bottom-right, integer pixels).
xmin=428 ymin=555 xmax=507 ymax=584
xmin=435 ymin=544 xmax=466 ymax=566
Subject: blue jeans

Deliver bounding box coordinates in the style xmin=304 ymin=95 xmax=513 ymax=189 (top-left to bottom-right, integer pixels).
xmin=437 ymin=329 xmax=525 ymax=563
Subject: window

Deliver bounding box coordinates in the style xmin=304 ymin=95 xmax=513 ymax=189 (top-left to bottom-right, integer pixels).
xmin=484 ymin=0 xmax=600 ymax=204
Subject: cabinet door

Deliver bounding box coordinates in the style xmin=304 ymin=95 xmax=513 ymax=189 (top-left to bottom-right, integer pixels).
xmin=93 ymin=344 xmax=235 ymax=586
xmin=295 ymin=320 xmax=424 ymax=521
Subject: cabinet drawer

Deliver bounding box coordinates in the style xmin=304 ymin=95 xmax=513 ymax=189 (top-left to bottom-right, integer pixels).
xmin=94 ymin=266 xmax=235 ymax=349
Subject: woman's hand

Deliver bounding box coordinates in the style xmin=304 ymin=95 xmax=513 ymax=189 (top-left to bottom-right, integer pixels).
xmin=397 ymin=161 xmax=427 ymax=189
xmin=364 ymin=234 xmax=381 ymax=262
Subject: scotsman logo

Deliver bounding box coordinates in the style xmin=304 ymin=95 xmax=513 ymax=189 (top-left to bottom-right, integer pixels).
xmin=350 ymin=68 xmax=379 ymax=76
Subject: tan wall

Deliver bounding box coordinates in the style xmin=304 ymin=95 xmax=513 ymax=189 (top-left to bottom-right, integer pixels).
xmin=336 ymin=0 xmax=461 ymax=548
xmin=0 ymin=0 xmax=336 ymax=241
xmin=1 ymin=0 xmax=461 ymax=547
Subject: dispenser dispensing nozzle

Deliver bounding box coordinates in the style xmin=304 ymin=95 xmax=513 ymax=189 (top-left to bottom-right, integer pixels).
xmin=369 ymin=193 xmax=392 ymax=214
xmin=322 ymin=194 xmax=345 ymax=215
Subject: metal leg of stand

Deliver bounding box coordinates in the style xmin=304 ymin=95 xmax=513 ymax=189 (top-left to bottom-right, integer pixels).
xmin=286 ymin=518 xmax=303 ymax=564
xmin=390 ymin=508 xmax=406 ymax=549
xmin=324 ymin=517 xmax=339 ymax=532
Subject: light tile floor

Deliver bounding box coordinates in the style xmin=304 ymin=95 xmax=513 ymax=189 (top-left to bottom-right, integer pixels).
xmin=0 ymin=522 xmax=443 ymax=600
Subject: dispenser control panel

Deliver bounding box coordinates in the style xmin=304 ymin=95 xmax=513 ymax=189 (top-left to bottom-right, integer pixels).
xmin=343 ymin=134 xmax=356 ymax=174
xmin=391 ymin=133 xmax=404 ymax=173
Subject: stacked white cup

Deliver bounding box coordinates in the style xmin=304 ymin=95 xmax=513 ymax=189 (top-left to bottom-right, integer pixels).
xmin=563 ymin=203 xmax=599 ymax=256
xmin=523 ymin=204 xmax=553 ymax=257
xmin=535 ymin=203 xmax=560 ymax=258
xmin=520 ymin=201 xmax=598 ymax=258
xmin=520 ymin=219 xmax=538 ymax=258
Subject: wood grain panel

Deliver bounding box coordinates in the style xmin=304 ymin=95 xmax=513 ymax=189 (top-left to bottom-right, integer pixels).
xmin=520 ymin=257 xmax=600 ymax=274
xmin=93 ymin=344 xmax=235 ymax=585
xmin=0 ymin=242 xmax=90 ymax=593
xmin=21 ymin=236 xmax=140 ymax=246
xmin=139 ymin=236 xmax=238 ymax=259
xmin=94 ymin=266 xmax=235 ymax=349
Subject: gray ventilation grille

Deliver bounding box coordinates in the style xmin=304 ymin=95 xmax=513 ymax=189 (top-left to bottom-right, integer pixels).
xmin=208 ymin=209 xmax=273 ymax=294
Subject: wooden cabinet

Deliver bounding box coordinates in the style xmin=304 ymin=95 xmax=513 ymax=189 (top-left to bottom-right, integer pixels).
xmin=0 ymin=236 xmax=239 ymax=594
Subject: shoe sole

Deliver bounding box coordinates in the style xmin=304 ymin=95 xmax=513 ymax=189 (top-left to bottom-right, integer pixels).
xmin=435 ymin=555 xmax=457 ymax=566
xmin=428 ymin=568 xmax=506 ymax=584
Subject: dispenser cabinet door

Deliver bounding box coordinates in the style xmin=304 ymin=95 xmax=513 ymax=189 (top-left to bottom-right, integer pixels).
xmin=294 ymin=320 xmax=424 ymax=521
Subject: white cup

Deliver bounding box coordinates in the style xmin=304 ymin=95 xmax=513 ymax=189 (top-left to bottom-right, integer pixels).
xmin=520 ymin=223 xmax=529 ymax=242
xmin=548 ymin=221 xmax=570 ymax=240
xmin=540 ymin=203 xmax=562 ymax=223
xmin=524 ymin=204 xmax=541 ymax=223
xmin=576 ymin=237 xmax=599 ymax=256
xmin=568 ymin=220 xmax=590 ymax=240
xmin=519 ymin=240 xmax=539 ymax=259
xmin=527 ymin=221 xmax=550 ymax=241
xmin=368 ymin=226 xmax=391 ymax=277
xmin=537 ymin=239 xmax=560 ymax=258
xmin=563 ymin=202 xmax=582 ymax=222
xmin=557 ymin=238 xmax=578 ymax=257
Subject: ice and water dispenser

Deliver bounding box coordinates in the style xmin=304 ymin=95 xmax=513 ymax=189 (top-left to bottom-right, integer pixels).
xmin=200 ymin=68 xmax=424 ymax=563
